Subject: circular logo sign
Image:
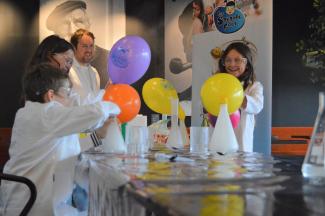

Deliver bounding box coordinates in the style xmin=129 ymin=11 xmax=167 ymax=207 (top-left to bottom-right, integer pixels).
xmin=213 ymin=6 xmax=245 ymax=34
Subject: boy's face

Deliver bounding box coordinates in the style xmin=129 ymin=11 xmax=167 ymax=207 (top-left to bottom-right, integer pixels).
xmin=226 ymin=5 xmax=235 ymax=15
xmin=53 ymin=80 xmax=72 ymax=106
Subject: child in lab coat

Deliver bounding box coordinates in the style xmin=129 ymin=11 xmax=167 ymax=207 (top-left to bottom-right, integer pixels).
xmin=0 ymin=64 xmax=120 ymax=215
xmin=218 ymin=41 xmax=264 ymax=152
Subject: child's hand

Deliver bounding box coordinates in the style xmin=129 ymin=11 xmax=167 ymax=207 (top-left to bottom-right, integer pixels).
xmin=95 ymin=117 xmax=115 ymax=139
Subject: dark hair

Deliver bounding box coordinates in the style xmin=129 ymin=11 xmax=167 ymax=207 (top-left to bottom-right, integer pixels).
xmin=23 ymin=63 xmax=71 ymax=103
xmin=226 ymin=1 xmax=235 ymax=7
xmin=192 ymin=0 xmax=206 ymax=28
xmin=70 ymin=28 xmax=95 ymax=48
xmin=219 ymin=42 xmax=256 ymax=89
xmin=29 ymin=35 xmax=74 ymax=68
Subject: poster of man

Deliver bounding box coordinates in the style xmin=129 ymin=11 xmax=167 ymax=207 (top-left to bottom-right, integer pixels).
xmin=39 ymin=0 xmax=126 ymax=88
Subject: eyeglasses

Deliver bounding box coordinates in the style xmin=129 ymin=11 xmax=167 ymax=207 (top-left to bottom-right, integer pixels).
xmin=56 ymin=87 xmax=72 ymax=98
xmin=223 ymin=57 xmax=247 ymax=66
xmin=65 ymin=58 xmax=73 ymax=66
xmin=53 ymin=53 xmax=73 ymax=66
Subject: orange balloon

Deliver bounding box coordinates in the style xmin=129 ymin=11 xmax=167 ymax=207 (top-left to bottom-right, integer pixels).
xmin=103 ymin=84 xmax=141 ymax=123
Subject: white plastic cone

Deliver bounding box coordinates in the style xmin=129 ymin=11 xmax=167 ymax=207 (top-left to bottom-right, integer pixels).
xmin=166 ymin=98 xmax=185 ymax=149
xmin=102 ymin=119 xmax=126 ymax=153
xmin=166 ymin=125 xmax=184 ymax=149
xmin=208 ymin=104 xmax=239 ymax=154
xmin=180 ymin=120 xmax=189 ymax=146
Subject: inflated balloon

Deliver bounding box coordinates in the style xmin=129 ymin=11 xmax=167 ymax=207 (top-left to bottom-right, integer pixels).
xmin=230 ymin=110 xmax=241 ymax=128
xmin=208 ymin=110 xmax=241 ymax=128
xmin=179 ymin=106 xmax=186 ymax=121
xmin=208 ymin=113 xmax=217 ymax=127
xmin=108 ymin=35 xmax=151 ymax=84
xmin=142 ymin=78 xmax=185 ymax=120
xmin=103 ymin=84 xmax=141 ymax=123
xmin=200 ymin=73 xmax=244 ymax=116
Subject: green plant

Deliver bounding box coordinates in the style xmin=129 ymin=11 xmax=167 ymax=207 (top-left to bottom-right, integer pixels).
xmin=296 ymin=0 xmax=325 ymax=84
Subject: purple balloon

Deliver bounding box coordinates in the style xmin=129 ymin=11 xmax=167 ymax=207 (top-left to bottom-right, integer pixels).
xmin=108 ymin=35 xmax=151 ymax=85
xmin=208 ymin=113 xmax=217 ymax=127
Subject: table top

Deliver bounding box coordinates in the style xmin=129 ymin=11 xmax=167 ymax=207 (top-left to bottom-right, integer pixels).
xmin=79 ymin=150 xmax=325 ymax=216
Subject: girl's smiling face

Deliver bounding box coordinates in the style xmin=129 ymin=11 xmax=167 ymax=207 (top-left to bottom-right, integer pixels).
xmin=224 ymin=49 xmax=247 ymax=78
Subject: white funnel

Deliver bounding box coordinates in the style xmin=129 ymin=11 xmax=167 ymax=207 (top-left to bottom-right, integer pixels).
xmin=180 ymin=119 xmax=189 ymax=146
xmin=102 ymin=119 xmax=126 ymax=153
xmin=208 ymin=104 xmax=239 ymax=154
xmin=166 ymin=126 xmax=184 ymax=149
xmin=166 ymin=98 xmax=185 ymax=149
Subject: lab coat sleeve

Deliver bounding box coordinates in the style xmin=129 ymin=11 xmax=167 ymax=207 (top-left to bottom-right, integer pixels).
xmin=42 ymin=101 xmax=120 ymax=137
xmin=81 ymin=89 xmax=105 ymax=105
xmin=80 ymin=67 xmax=101 ymax=105
xmin=79 ymin=132 xmax=103 ymax=152
xmin=243 ymin=82 xmax=264 ymax=114
xmin=94 ymin=67 xmax=101 ymax=92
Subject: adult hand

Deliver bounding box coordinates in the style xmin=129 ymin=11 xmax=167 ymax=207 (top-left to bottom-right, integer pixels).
xmin=104 ymin=78 xmax=113 ymax=89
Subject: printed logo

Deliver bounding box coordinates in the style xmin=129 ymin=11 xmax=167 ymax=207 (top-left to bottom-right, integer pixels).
xmin=111 ymin=47 xmax=129 ymax=68
xmin=213 ymin=2 xmax=245 ymax=34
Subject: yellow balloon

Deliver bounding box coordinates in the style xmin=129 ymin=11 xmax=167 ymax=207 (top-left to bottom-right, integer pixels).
xmin=142 ymin=78 xmax=185 ymax=120
xmin=200 ymin=73 xmax=244 ymax=116
xmin=179 ymin=106 xmax=185 ymax=120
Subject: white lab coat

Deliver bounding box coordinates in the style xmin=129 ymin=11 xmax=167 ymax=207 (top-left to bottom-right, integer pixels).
xmin=69 ymin=58 xmax=100 ymax=104
xmin=0 ymin=100 xmax=120 ymax=215
xmin=234 ymin=81 xmax=264 ymax=152
xmin=69 ymin=59 xmax=104 ymax=152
